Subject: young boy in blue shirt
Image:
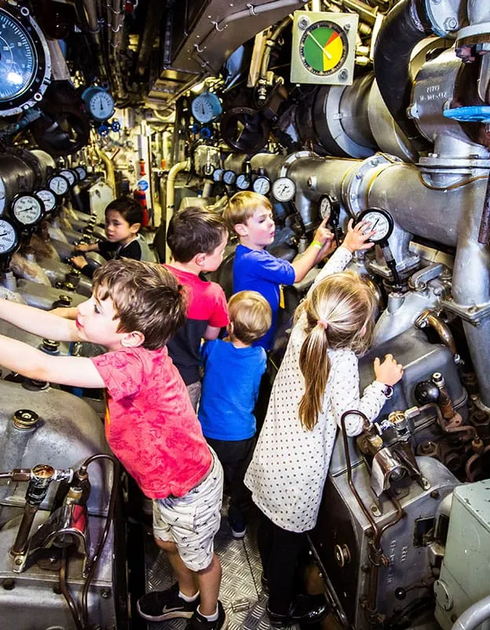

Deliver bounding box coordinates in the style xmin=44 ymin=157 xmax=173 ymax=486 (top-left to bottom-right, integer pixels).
xmin=198 ymin=290 xmax=272 ymax=538
xmin=223 ymin=192 xmax=332 ymax=351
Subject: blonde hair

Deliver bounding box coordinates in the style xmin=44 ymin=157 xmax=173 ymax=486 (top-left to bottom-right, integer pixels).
xmin=224 ymin=192 xmax=272 ymax=232
xmin=228 ymin=291 xmax=272 ymax=345
xmin=296 ymin=270 xmax=377 ymax=430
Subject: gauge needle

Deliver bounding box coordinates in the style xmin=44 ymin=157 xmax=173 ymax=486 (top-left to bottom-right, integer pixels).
xmin=309 ymin=33 xmax=332 ymax=60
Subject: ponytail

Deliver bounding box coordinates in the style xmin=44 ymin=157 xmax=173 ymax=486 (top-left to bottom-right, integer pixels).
xmin=298 ymin=322 xmax=330 ymax=430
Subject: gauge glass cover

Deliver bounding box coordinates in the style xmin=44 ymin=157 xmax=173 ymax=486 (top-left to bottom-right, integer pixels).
xmin=236 ymin=174 xmax=250 ymax=190
xmin=357 ymin=209 xmax=394 ymax=243
xmin=191 ymin=92 xmax=222 ymax=124
xmin=35 ymin=188 xmax=56 ymax=212
xmin=252 ymin=176 xmax=271 ymax=196
xmin=59 ymin=169 xmax=76 ymax=187
xmin=88 ymin=89 xmax=115 ymax=121
xmin=11 ymin=194 xmax=43 ymax=226
xmin=300 ymin=20 xmax=349 ymax=77
xmin=212 ymin=168 xmax=224 ymax=183
xmin=223 ymin=170 xmax=237 ymax=186
xmin=75 ymin=166 xmax=87 ymax=181
xmin=0 ymin=217 xmax=19 ymax=255
xmin=48 ymin=174 xmax=69 ymax=197
xmin=272 ymin=177 xmax=296 ymax=202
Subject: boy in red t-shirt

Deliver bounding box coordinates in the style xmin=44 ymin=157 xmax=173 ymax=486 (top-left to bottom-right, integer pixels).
xmin=0 ymin=259 xmax=228 ymax=630
xmin=164 ymin=206 xmax=229 ymax=410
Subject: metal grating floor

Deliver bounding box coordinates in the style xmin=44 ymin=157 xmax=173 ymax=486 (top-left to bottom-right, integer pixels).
xmin=142 ymin=513 xmax=297 ymax=630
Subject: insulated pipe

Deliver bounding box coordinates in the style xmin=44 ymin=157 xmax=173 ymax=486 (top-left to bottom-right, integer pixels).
xmin=165 ymin=160 xmax=190 ymax=262
xmin=451 ymin=594 xmax=490 ymax=630
xmin=373 ymin=0 xmax=433 ymax=155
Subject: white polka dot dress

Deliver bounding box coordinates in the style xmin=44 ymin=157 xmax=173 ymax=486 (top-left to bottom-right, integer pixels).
xmin=244 ymin=247 xmax=389 ymax=533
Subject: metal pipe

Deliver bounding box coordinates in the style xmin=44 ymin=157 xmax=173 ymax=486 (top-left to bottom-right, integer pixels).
xmin=165 ymin=160 xmax=190 ymax=262
xmin=451 ymin=594 xmax=490 ymax=630
xmin=415 ymin=310 xmax=457 ymax=356
xmin=95 ymin=148 xmax=116 ymax=193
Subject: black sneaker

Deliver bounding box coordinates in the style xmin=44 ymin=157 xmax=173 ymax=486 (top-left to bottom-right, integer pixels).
xmin=228 ymin=508 xmax=247 ymax=539
xmin=267 ymin=594 xmax=328 ymax=628
xmin=185 ymin=601 xmax=228 ymax=630
xmin=137 ymin=583 xmax=199 ymax=621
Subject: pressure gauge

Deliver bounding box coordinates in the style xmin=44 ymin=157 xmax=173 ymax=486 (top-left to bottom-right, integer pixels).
xmin=272 ymin=177 xmax=296 ymax=203
xmin=59 ymin=169 xmax=77 ymax=187
xmin=191 ymin=92 xmax=222 ymax=123
xmin=291 ymin=12 xmax=358 ymax=85
xmin=0 ymin=6 xmax=51 ymax=116
xmin=35 ymin=188 xmax=57 ymax=213
xmin=253 ymin=176 xmax=271 ymax=196
xmin=47 ymin=174 xmax=70 ymax=197
xmin=75 ymin=166 xmax=87 ymax=181
xmin=83 ymin=87 xmax=115 ymax=122
xmin=356 ymin=208 xmax=394 ymax=244
xmin=212 ymin=168 xmax=224 ymax=183
xmin=223 ymin=170 xmax=237 ymax=186
xmin=0 ymin=217 xmax=19 ymax=255
xmin=318 ymin=194 xmax=339 ymax=221
xmin=236 ymin=174 xmax=251 ymax=191
xmin=10 ymin=193 xmax=44 ymax=227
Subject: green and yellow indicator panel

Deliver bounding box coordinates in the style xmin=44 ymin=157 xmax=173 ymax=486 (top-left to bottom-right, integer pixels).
xmin=291 ymin=12 xmax=358 ymax=85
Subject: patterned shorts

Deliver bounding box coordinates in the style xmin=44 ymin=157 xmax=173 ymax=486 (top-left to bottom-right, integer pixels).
xmin=152 ymin=450 xmax=223 ymax=571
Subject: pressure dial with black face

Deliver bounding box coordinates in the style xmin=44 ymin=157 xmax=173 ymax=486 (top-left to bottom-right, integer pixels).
xmin=236 ymin=174 xmax=250 ymax=191
xmin=35 ymin=188 xmax=57 ymax=213
xmin=47 ymin=174 xmax=70 ymax=197
xmin=272 ymin=177 xmax=296 ymax=203
xmin=356 ymin=208 xmax=394 ymax=244
xmin=223 ymin=170 xmax=237 ymax=186
xmin=299 ymin=20 xmax=349 ymax=77
xmin=253 ymin=176 xmax=271 ymax=196
xmin=0 ymin=6 xmax=51 ymax=116
xmin=11 ymin=193 xmax=44 ymax=227
xmin=0 ymin=217 xmax=19 ymax=255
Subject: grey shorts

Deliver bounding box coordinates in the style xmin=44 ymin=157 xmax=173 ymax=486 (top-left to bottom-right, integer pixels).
xmin=152 ymin=450 xmax=223 ymax=571
xmin=186 ymin=381 xmax=201 ymax=411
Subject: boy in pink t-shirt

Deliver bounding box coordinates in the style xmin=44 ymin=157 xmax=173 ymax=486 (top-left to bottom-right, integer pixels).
xmin=0 ymin=259 xmax=227 ymax=630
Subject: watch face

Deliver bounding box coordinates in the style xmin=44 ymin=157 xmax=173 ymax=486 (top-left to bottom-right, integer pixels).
xmin=236 ymin=174 xmax=250 ymax=190
xmin=0 ymin=217 xmax=19 ymax=255
xmin=88 ymin=89 xmax=114 ymax=121
xmin=48 ymin=174 xmax=69 ymax=197
xmin=300 ymin=20 xmax=349 ymax=77
xmin=272 ymin=177 xmax=296 ymax=203
xmin=35 ymin=188 xmax=57 ymax=212
xmin=357 ymin=208 xmax=394 ymax=243
xmin=11 ymin=193 xmax=44 ymax=226
xmin=252 ymin=176 xmax=271 ymax=196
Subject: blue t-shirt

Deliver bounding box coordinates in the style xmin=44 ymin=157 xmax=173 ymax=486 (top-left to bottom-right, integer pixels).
xmin=198 ymin=339 xmax=267 ymax=440
xmin=233 ymin=244 xmax=296 ymax=350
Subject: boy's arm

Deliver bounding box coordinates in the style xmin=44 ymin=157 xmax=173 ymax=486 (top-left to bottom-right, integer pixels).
xmin=203 ymin=325 xmax=221 ymax=340
xmin=291 ymin=218 xmax=334 ymax=283
xmin=50 ymin=306 xmax=78 ymax=320
xmin=0 ymin=298 xmax=81 ymax=342
xmin=0 ymin=334 xmax=105 ymax=388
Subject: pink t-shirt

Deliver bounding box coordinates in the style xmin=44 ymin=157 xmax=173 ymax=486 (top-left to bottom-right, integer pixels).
xmin=91 ymin=346 xmax=212 ymax=499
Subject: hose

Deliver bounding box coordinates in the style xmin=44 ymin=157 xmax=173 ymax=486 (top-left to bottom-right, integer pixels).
xmin=451 ymin=594 xmax=490 ymax=630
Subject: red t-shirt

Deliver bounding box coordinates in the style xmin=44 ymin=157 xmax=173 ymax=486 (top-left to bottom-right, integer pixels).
xmin=91 ymin=346 xmax=212 ymax=499
xmin=164 ymin=265 xmax=229 ymax=385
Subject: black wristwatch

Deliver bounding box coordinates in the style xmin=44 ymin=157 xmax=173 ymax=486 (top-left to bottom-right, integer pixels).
xmin=381 ymin=384 xmax=394 ymax=399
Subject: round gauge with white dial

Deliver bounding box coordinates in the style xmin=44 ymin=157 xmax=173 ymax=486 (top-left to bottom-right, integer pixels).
xmin=0 ymin=217 xmax=19 ymax=255
xmin=35 ymin=188 xmax=57 ymax=213
xmin=87 ymin=89 xmax=115 ymax=121
xmin=356 ymin=208 xmax=394 ymax=244
xmin=212 ymin=168 xmax=224 ymax=183
xmin=191 ymin=92 xmax=222 ymax=124
xmin=59 ymin=169 xmax=77 ymax=187
xmin=272 ymin=177 xmax=296 ymax=203
xmin=253 ymin=176 xmax=271 ymax=196
xmin=223 ymin=170 xmax=237 ymax=186
xmin=47 ymin=174 xmax=69 ymax=197
xmin=75 ymin=165 xmax=87 ymax=181
xmin=11 ymin=193 xmax=44 ymax=227
xmin=236 ymin=174 xmax=250 ymax=191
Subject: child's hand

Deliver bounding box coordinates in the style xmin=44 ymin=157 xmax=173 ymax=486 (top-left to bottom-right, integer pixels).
xmin=374 ymin=354 xmax=404 ymax=386
xmin=70 ymin=255 xmax=88 ymax=270
xmin=75 ymin=243 xmax=90 ymax=252
xmin=312 ymin=217 xmax=334 ymax=247
xmin=342 ymin=219 xmax=376 ymax=253
xmin=315 ymin=230 xmax=336 ymax=260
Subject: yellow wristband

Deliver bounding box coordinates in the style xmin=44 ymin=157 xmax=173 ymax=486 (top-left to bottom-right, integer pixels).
xmin=311 ymin=240 xmax=323 ymax=249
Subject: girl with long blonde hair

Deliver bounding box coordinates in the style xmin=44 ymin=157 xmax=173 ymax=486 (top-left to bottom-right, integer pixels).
xmin=245 ymin=220 xmax=404 ymax=627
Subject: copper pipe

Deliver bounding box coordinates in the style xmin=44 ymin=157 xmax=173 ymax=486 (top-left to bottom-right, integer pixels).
xmin=415 ymin=310 xmax=457 ymax=356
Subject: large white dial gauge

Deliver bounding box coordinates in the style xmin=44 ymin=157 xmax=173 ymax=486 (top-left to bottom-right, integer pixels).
xmin=253 ymin=176 xmax=271 ymax=196
xmin=356 ymin=208 xmax=394 ymax=244
xmin=0 ymin=217 xmax=19 ymax=255
xmin=35 ymin=188 xmax=57 ymax=213
xmin=272 ymin=177 xmax=296 ymax=203
xmin=47 ymin=174 xmax=70 ymax=197
xmin=11 ymin=193 xmax=44 ymax=226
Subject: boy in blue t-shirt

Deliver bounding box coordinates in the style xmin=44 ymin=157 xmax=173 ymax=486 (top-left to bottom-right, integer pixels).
xmin=224 ymin=191 xmax=333 ymax=350
xmin=198 ymin=290 xmax=272 ymax=539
